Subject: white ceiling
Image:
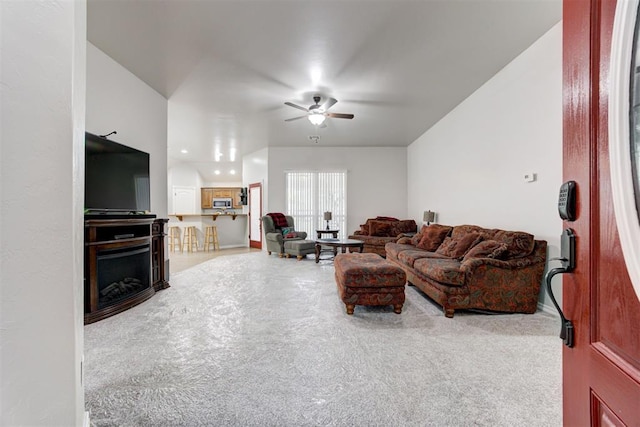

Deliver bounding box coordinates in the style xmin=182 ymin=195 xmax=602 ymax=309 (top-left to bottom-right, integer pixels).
xmin=87 ymin=0 xmax=561 ymax=183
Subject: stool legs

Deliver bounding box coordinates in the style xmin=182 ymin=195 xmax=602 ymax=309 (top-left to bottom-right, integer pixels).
xmin=204 ymin=225 xmax=219 ymax=252
xmin=182 ymin=226 xmax=199 ymax=252
xmin=168 ymin=226 xmax=182 ymax=253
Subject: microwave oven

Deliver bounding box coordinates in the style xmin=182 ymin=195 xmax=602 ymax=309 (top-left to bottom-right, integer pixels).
xmin=212 ymin=197 xmax=232 ymax=208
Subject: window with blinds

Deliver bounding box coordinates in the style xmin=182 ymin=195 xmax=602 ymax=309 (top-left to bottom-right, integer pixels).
xmin=285 ymin=171 xmax=347 ymax=239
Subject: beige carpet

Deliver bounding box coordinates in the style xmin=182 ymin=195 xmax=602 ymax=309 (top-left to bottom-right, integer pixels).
xmin=84 ymin=252 xmax=562 ymax=426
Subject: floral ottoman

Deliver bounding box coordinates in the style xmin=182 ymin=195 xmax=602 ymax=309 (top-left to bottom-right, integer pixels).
xmin=334 ymin=252 xmax=407 ymax=315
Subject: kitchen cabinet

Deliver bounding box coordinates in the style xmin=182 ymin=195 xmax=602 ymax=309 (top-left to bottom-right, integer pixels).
xmin=213 ymin=188 xmax=234 ymax=198
xmin=201 ymin=187 xmax=243 ymax=209
xmin=201 ymin=188 xmax=214 ymax=208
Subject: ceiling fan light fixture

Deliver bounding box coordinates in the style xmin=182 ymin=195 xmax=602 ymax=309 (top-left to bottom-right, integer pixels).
xmin=308 ymin=113 xmax=326 ymax=126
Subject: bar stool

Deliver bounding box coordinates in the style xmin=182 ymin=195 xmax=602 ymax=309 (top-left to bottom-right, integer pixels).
xmin=204 ymin=225 xmax=220 ymax=252
xmin=168 ymin=226 xmax=182 ymax=252
xmin=182 ymin=226 xmax=199 ymax=252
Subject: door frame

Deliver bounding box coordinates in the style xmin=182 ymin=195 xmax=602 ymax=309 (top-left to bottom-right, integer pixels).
xmin=248 ymin=182 xmax=262 ymax=249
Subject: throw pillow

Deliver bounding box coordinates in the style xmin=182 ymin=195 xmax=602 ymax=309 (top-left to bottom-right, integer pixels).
xmin=435 ymin=232 xmax=483 ymax=259
xmin=411 ymin=225 xmax=429 ymax=246
xmin=462 ymin=240 xmax=508 ymax=261
xmin=393 ymin=219 xmax=418 ymax=235
xmin=282 ymin=227 xmax=297 ymax=238
xmin=369 ymin=220 xmax=394 ymax=237
xmin=416 ymin=224 xmax=453 ymax=251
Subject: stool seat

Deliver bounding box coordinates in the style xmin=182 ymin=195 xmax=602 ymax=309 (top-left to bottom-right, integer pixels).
xmin=334 ymin=253 xmax=406 ymax=315
xmin=283 ymin=239 xmax=316 ymax=260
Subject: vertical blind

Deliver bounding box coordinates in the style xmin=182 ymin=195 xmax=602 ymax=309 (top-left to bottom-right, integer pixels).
xmin=285 ymin=171 xmax=347 ymax=239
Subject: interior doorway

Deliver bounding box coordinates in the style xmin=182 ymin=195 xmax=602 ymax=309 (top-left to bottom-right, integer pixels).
xmin=172 ymin=186 xmax=196 ymax=214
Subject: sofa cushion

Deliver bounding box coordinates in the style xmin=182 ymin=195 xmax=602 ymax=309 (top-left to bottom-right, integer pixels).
xmin=435 ymin=232 xmax=483 ymax=259
xmin=398 ymin=249 xmax=448 ymax=268
xmin=416 ymin=224 xmax=452 ymax=251
xmin=462 ymin=239 xmax=508 ymax=261
xmin=451 ymin=225 xmax=535 ymax=259
xmin=385 ymin=242 xmax=416 ymax=260
xmin=375 ymin=216 xmax=399 ymax=221
xmin=369 ymin=220 xmax=394 ymax=237
xmin=451 ymin=225 xmax=486 ymax=238
xmin=392 ymin=219 xmax=417 ymax=236
xmin=414 ymin=258 xmax=466 ymax=286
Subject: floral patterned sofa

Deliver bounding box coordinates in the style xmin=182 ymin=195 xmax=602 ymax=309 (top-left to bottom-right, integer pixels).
xmin=348 ymin=217 xmax=418 ymax=257
xmin=385 ymin=223 xmax=547 ymax=317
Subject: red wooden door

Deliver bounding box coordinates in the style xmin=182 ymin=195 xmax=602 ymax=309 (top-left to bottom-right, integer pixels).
xmin=563 ymin=0 xmax=640 ymax=425
xmin=248 ymin=182 xmax=263 ymax=249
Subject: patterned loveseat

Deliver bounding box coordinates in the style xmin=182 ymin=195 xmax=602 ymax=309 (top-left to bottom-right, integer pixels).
xmin=385 ymin=223 xmax=547 ymax=318
xmin=348 ymin=217 xmax=418 ymax=257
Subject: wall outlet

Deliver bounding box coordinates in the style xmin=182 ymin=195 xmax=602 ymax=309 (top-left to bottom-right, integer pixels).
xmin=524 ymin=172 xmax=537 ymax=183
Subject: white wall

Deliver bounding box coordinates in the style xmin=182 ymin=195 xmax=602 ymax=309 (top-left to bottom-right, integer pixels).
xmin=407 ymin=22 xmax=563 ymax=309
xmin=267 ymin=147 xmax=408 ymax=235
xmin=86 ymin=43 xmax=168 ymax=218
xmin=1 ymin=1 xmax=86 ymax=425
xmin=243 ymin=147 xmax=269 ymax=211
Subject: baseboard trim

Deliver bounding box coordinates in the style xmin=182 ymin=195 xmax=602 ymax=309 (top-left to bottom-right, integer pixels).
xmin=537 ymin=301 xmax=559 ymax=317
xmin=219 ymin=244 xmax=248 ymax=249
xmin=84 ymin=411 xmax=90 ymax=427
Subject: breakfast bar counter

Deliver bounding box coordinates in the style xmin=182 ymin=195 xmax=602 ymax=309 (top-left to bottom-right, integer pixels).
xmin=168 ymin=213 xmax=248 ymax=249
xmin=171 ymin=213 xmax=247 ymax=221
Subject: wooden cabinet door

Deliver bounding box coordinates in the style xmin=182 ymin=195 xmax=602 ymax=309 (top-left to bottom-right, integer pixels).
xmin=201 ymin=188 xmax=214 ymax=208
xmin=212 ymin=188 xmax=232 ymax=198
xmin=563 ymin=0 xmax=640 ymax=424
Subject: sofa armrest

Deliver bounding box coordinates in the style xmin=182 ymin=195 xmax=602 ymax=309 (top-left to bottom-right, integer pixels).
xmin=265 ymin=232 xmax=284 ymax=243
xmin=296 ymin=231 xmax=308 ymax=239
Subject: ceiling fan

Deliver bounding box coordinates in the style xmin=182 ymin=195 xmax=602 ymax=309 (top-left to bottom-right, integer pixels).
xmin=284 ymin=95 xmax=354 ymax=127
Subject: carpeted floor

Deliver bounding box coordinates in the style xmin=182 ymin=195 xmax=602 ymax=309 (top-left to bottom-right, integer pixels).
xmin=84 ymin=252 xmax=562 ymax=427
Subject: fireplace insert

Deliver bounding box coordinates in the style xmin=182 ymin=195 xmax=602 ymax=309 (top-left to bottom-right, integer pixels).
xmin=96 ymin=244 xmax=150 ymax=309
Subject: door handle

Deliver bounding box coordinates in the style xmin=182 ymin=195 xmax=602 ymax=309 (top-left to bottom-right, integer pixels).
xmin=544 ymin=228 xmax=576 ymax=348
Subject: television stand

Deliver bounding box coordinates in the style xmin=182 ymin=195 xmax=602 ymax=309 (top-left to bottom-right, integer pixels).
xmin=84 ymin=217 xmax=168 ymax=324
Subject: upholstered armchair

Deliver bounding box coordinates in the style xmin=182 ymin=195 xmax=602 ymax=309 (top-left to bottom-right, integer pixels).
xmin=262 ymin=214 xmax=308 ymax=257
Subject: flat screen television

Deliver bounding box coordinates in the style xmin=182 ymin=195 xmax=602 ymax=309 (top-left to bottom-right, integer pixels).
xmin=85 ymin=132 xmax=151 ymax=215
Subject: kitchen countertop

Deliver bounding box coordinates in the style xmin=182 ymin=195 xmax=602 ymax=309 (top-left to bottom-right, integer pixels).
xmin=170 ymin=213 xmax=247 ymax=221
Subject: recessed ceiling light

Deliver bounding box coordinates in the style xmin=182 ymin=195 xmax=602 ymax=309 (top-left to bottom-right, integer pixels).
xmin=180 ymin=149 xmax=188 ymax=154
xmin=214 ymin=170 xmax=221 ymax=175
xmin=230 ymin=169 xmax=236 ymax=175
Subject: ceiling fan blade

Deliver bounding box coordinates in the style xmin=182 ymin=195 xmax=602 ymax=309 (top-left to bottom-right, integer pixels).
xmin=319 ymin=97 xmax=337 ymax=111
xmin=284 ymin=115 xmax=307 ymax=122
xmin=284 ymin=102 xmax=309 ymax=112
xmin=326 ymin=112 xmax=354 ymax=119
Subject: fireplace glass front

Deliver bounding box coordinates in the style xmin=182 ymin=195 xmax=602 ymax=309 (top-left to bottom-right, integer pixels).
xmin=96 ymin=244 xmax=150 ymax=309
